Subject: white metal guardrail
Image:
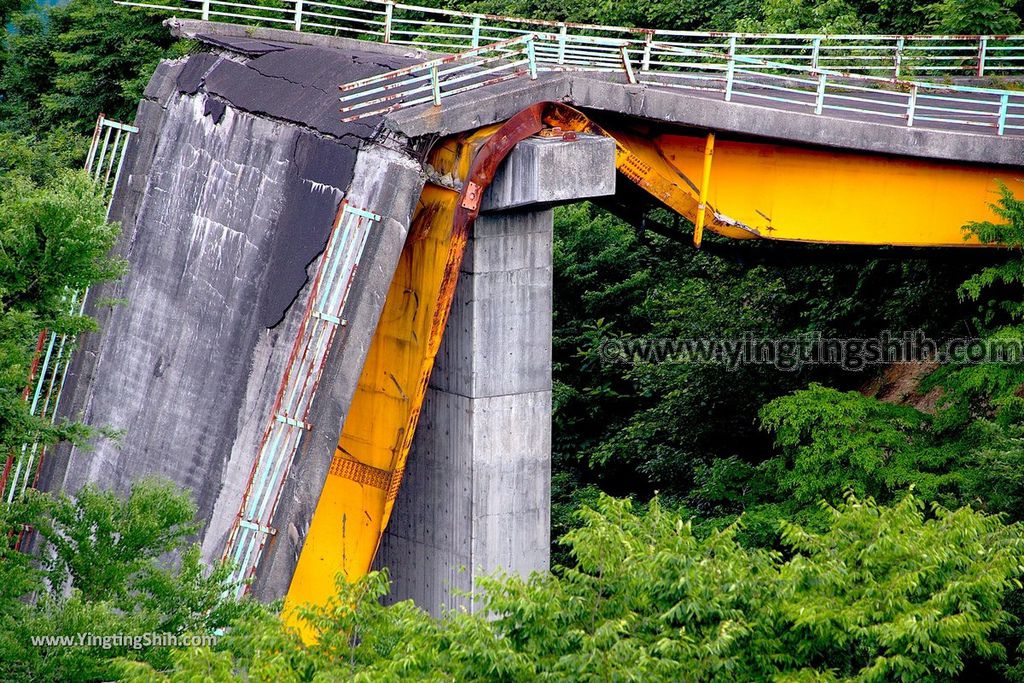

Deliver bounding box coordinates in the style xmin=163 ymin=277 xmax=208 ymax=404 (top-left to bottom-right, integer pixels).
xmin=116 ymin=0 xmax=1024 ymax=78
xmin=644 ymin=46 xmax=1024 ymax=135
xmin=1 ymin=114 xmax=138 ymax=508
xmin=336 ymin=30 xmax=1023 ymax=136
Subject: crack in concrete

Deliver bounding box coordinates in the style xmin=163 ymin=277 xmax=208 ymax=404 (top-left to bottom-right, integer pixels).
xmin=244 ymin=61 xmax=335 ymax=99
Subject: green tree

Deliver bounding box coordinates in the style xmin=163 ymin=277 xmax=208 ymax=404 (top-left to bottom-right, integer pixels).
xmin=925 ymin=0 xmax=1021 ymax=34
xmin=0 ymin=157 xmax=125 ymax=457
xmin=122 ymin=493 xmax=1024 ymax=682
xmin=688 ymin=382 xmax=975 ymax=545
xmin=1 ymin=0 xmax=187 ymax=135
xmin=549 ymin=201 xmax=978 ymax=530
xmin=0 ymin=479 xmax=260 ymax=683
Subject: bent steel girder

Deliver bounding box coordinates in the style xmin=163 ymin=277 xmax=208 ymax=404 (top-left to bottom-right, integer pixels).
xmin=282 ymin=102 xmax=1021 ymax=636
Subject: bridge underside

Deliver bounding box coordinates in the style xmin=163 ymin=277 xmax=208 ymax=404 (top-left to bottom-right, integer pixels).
xmin=41 ymin=22 xmax=1024 ymax=632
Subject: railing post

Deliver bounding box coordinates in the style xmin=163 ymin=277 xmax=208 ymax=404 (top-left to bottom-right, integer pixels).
xmin=383 ymin=0 xmax=394 ymax=44
xmin=526 ymin=35 xmax=538 ymax=79
xmin=430 ymin=65 xmax=441 ymax=105
xmin=85 ymin=114 xmax=104 ymax=173
xmin=621 ymin=47 xmax=637 ymax=84
xmin=557 ymin=24 xmax=567 ymax=65
xmin=894 ymin=37 xmax=904 ymax=78
xmin=201 ymin=0 xmax=210 ymax=21
xmin=814 ymin=72 xmax=827 ymax=114
xmin=294 ymin=0 xmax=303 ymax=32
xmin=998 ymin=93 xmax=1009 ymax=135
xmin=811 ymin=36 xmax=821 ymax=72
xmin=724 ymin=36 xmax=736 ymax=101
xmin=471 ymin=16 xmax=481 ymax=48
xmin=978 ymin=36 xmax=988 ymax=77
xmin=906 ymin=84 xmax=918 ymax=127
xmin=641 ymin=32 xmax=653 ymax=73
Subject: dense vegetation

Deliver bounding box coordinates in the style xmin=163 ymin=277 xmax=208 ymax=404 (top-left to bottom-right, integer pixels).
xmin=121 ymin=494 xmax=1024 ymax=682
xmin=3 ymin=0 xmax=1024 ymax=680
xmin=439 ymin=0 xmax=1023 ymax=36
xmin=0 ymin=480 xmax=257 ymax=681
xmin=0 ymin=133 xmax=123 ymax=473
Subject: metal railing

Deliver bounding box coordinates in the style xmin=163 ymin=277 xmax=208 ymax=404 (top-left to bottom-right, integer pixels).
xmin=340 ymin=33 xmax=538 ymax=119
xmin=117 ymin=0 xmax=1024 ymax=78
xmin=336 ymin=31 xmax=1023 ymax=136
xmin=643 ymin=46 xmax=1023 ymax=135
xmin=2 ymin=115 xmax=138 ymax=507
xmin=222 ymin=201 xmax=381 ymax=593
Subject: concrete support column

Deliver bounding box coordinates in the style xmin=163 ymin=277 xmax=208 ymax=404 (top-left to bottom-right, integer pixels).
xmin=377 ymin=134 xmax=615 ymax=615
xmin=378 ymin=208 xmax=553 ymax=614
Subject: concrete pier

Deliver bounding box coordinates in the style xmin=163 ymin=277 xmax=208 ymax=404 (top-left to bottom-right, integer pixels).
xmin=377 ymin=134 xmax=615 ymax=615
xmin=39 ymin=37 xmax=425 ymax=585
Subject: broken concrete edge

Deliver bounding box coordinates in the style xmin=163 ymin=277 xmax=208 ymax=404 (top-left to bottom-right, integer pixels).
xmin=385 ymin=71 xmax=1024 ymax=168
xmin=250 ymin=143 xmax=426 ymax=602
xmin=250 ymin=133 xmax=619 ymax=601
xmin=166 ymin=18 xmax=439 ymax=62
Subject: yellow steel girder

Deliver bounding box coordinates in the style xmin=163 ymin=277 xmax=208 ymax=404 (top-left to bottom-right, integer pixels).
xmin=540 ymin=107 xmax=1021 ymax=246
xmin=282 ymin=126 xmax=496 ymax=636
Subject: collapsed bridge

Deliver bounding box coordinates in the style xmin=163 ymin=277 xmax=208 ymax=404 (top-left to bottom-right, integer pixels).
xmin=25 ymin=6 xmax=1024 ymax=629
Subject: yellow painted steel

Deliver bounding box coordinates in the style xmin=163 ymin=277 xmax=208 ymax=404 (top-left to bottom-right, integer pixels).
xmin=622 ymin=129 xmax=1021 ymax=246
xmin=283 ymin=106 xmax=1023 ymax=638
xmin=653 ymin=131 xmax=1024 ymax=246
xmin=693 ymin=132 xmax=716 ymax=248
xmin=542 ymin=109 xmax=1022 ymax=246
xmin=283 ymin=126 xmax=496 ymax=636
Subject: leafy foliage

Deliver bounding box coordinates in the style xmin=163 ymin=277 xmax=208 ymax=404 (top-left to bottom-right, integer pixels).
xmin=925 ymin=0 xmax=1022 ymax=34
xmin=0 ymin=479 xmax=256 ymax=683
xmin=550 ymin=201 xmax=979 ymax=533
xmin=429 ymin=0 xmax=1021 ymax=33
xmin=758 ymin=383 xmax=960 ymax=505
xmin=1 ymin=0 xmax=187 ymax=135
xmin=959 ymin=185 xmax=1024 ymax=324
xmin=0 ymin=146 xmax=124 ymax=455
xmin=124 ymin=493 xmax=1024 ymax=682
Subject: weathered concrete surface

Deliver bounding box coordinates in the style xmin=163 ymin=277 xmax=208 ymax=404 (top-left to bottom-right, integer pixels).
xmin=481 ymin=135 xmax=616 ymax=211
xmin=251 ymin=146 xmax=425 ymax=601
xmin=377 ymin=209 xmax=555 ymax=616
xmin=41 ymin=32 xmax=425 ymax=594
xmin=376 ymin=136 xmax=615 ymax=615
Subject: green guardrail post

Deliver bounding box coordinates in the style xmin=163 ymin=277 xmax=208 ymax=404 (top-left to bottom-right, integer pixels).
xmin=471 ymin=16 xmax=481 ymax=48
xmin=815 ymin=72 xmax=827 ymax=114
xmin=527 ymin=35 xmax=538 ymax=79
